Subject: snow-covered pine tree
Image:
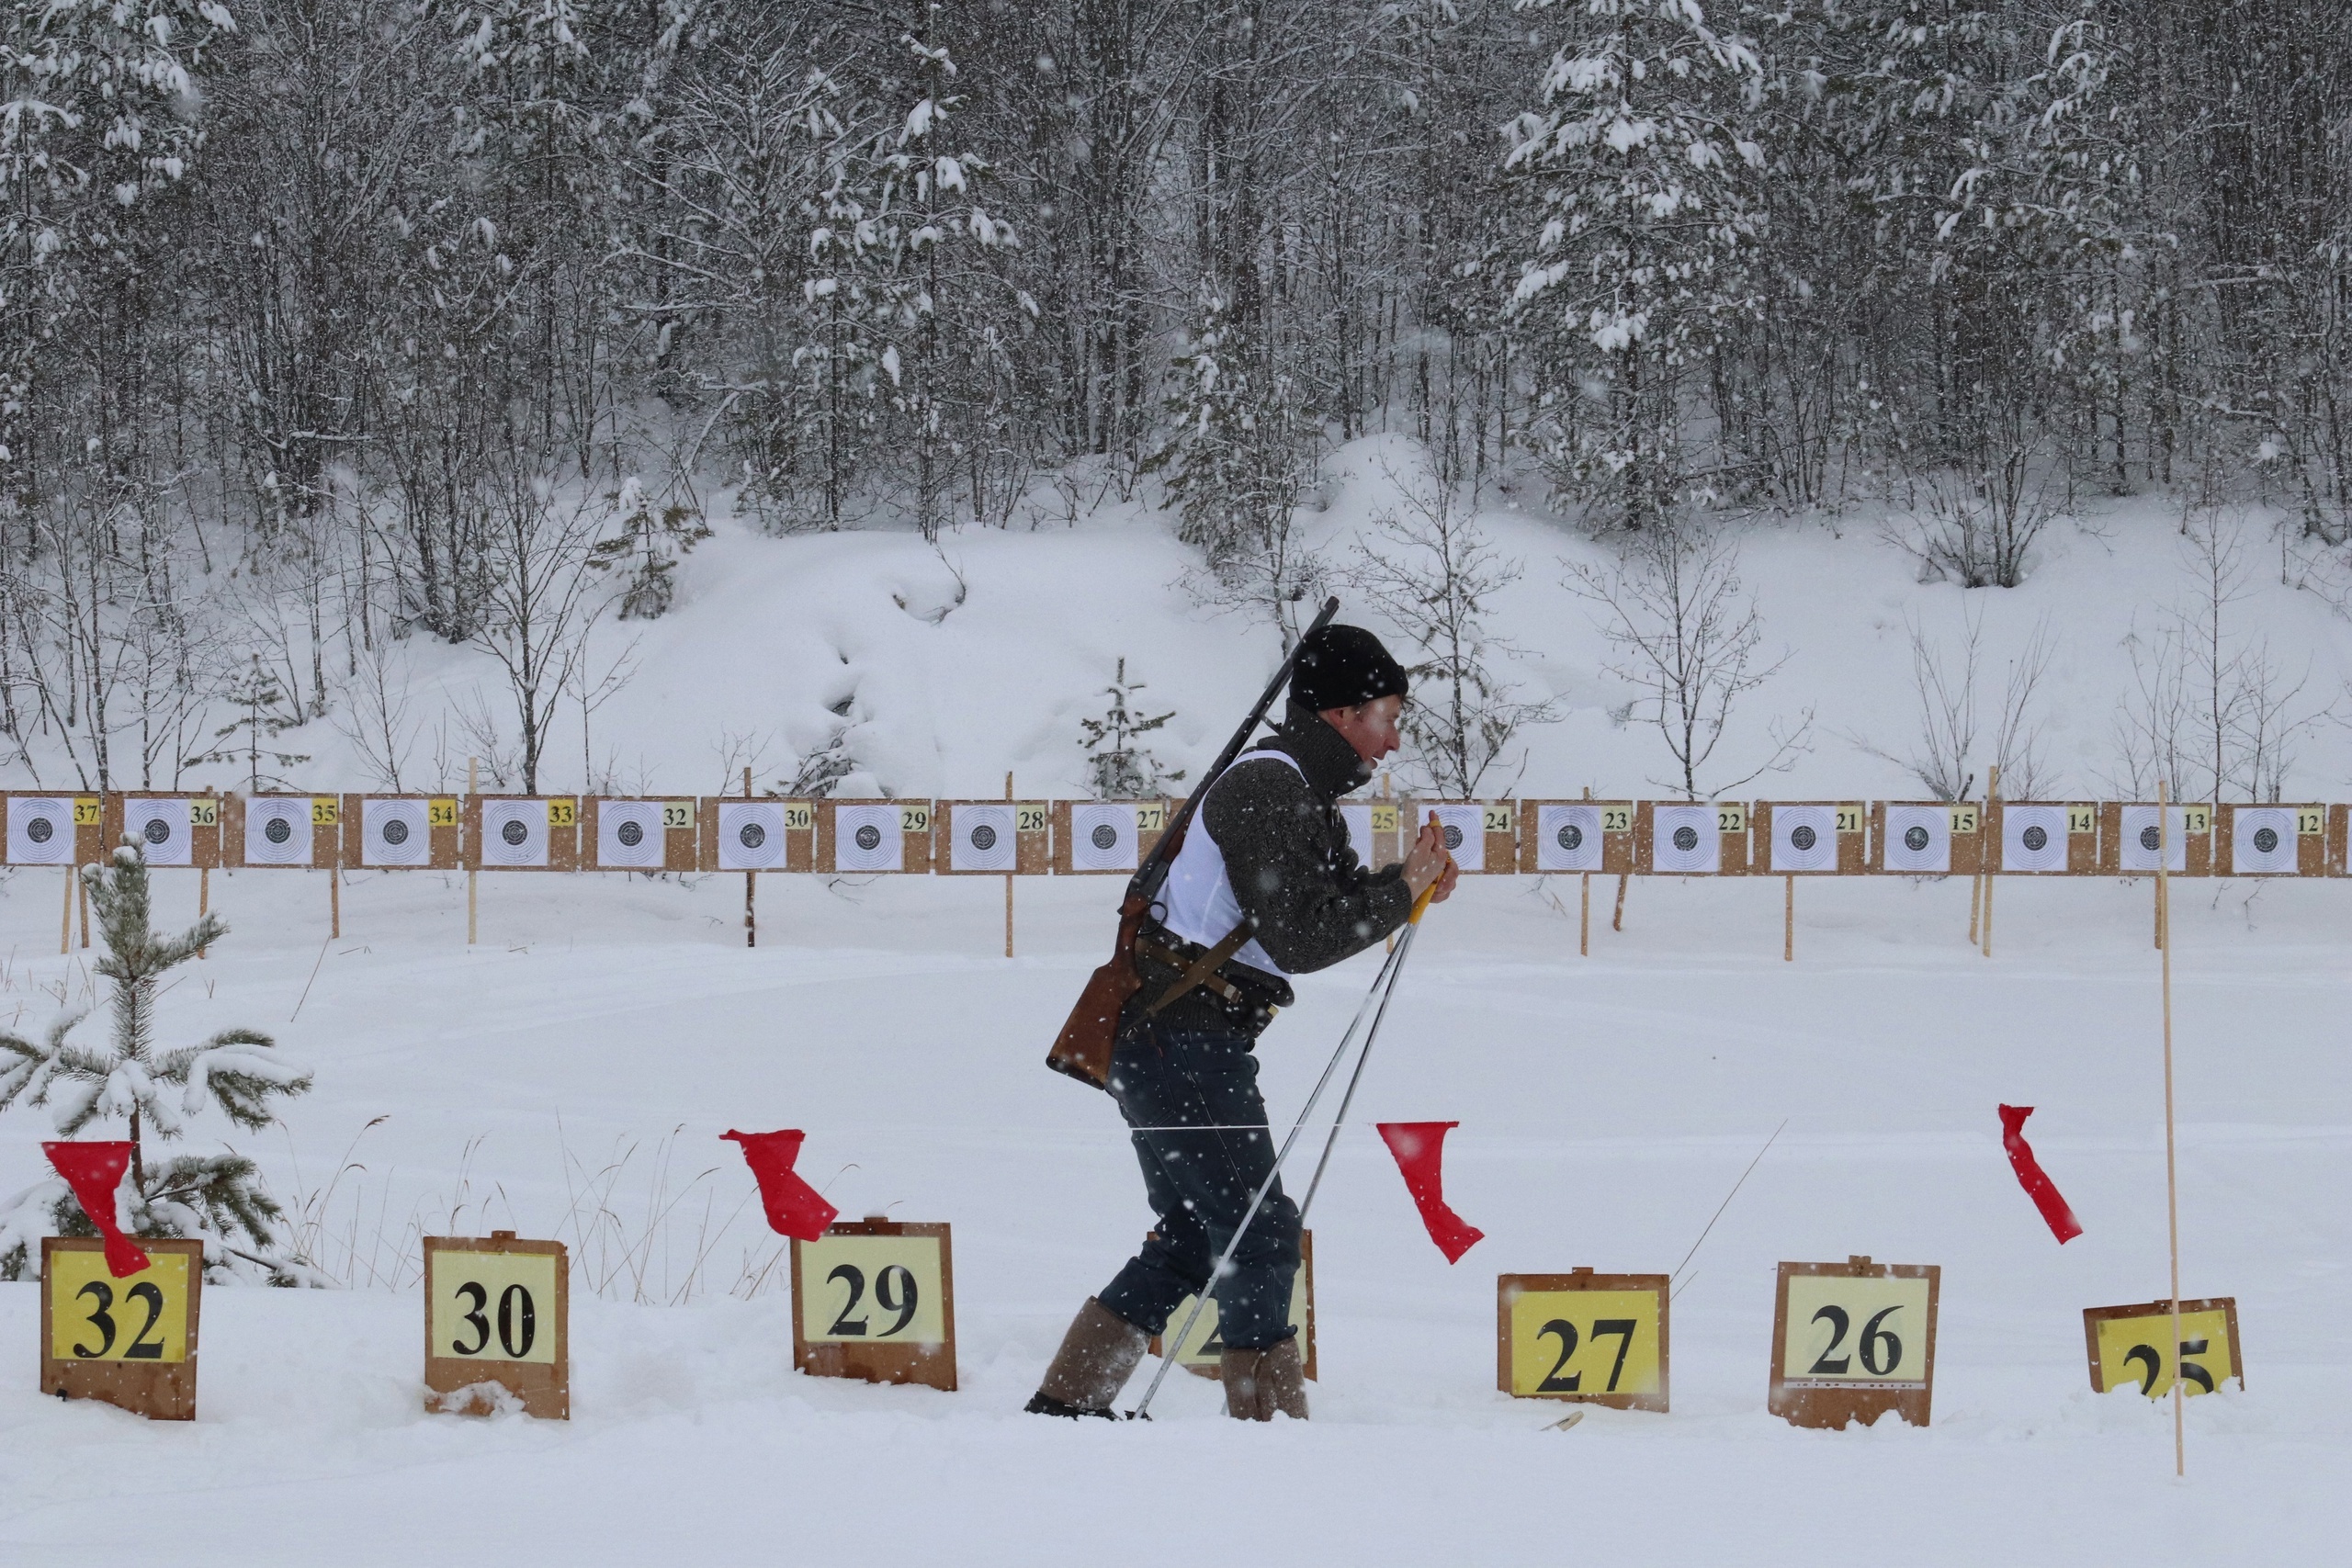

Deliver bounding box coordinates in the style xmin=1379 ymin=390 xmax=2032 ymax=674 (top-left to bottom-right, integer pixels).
xmin=1078 ymin=659 xmax=1185 ymax=799
xmin=588 ymin=477 xmax=712 ymax=620
xmin=0 ymin=840 xmax=316 ymax=1283
xmin=1504 ymin=0 xmax=1766 ymax=530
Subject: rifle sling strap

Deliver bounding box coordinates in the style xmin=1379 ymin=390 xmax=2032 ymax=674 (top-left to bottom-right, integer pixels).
xmin=1138 ymin=924 xmax=1254 ymax=1015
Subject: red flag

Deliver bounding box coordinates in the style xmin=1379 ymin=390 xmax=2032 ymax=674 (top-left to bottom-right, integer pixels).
xmin=43 ymin=1141 xmax=152 ymax=1277
xmin=1998 ymin=1105 xmax=2082 ymax=1244
xmin=1374 ymin=1121 xmax=1484 ymax=1263
xmin=722 ymin=1129 xmax=840 ymax=1241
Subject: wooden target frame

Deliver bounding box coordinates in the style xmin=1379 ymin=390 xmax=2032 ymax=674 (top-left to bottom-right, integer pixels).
xmin=463 ymin=795 xmax=582 ymax=872
xmin=1987 ymin=801 xmax=2098 ymax=874
xmin=1754 ymin=802 xmax=1866 ymax=874
xmin=2214 ymin=803 xmax=2329 ymax=876
xmin=102 ymin=792 xmax=222 ymax=870
xmin=1769 ymin=1257 xmax=1939 ymax=1429
xmin=40 ymin=1236 xmax=204 ymax=1420
xmin=1871 ymin=801 xmax=1984 ymax=876
xmin=815 ymin=798 xmax=933 ymax=874
xmin=342 ymin=794 xmax=461 ymax=870
xmin=790 ymin=1219 xmax=957 ymax=1392
xmin=1340 ymin=799 xmax=1406 ymax=872
xmin=698 ymin=797 xmax=814 ymax=873
xmin=2097 ymin=802 xmax=2214 ymax=877
xmin=423 ymin=1232 xmax=570 ymax=1419
xmin=1516 ymin=800 xmax=1634 ymax=874
xmin=1 ymin=794 xmax=106 ymax=867
xmin=2082 ymin=1296 xmax=2244 ymax=1396
xmin=1050 ymin=799 xmax=1171 ymax=874
xmin=222 ymin=794 xmax=341 ymax=868
xmin=1497 ymin=1268 xmax=1669 ymax=1413
xmin=933 ymin=799 xmax=1049 ymax=876
xmin=582 ymin=797 xmax=700 ymax=873
xmin=1148 ymin=1229 xmax=1317 ymax=1383
xmin=1634 ymin=801 xmax=1751 ymax=875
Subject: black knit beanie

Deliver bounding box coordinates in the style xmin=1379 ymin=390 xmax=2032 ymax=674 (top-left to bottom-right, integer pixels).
xmin=1290 ymin=624 xmax=1408 ymax=712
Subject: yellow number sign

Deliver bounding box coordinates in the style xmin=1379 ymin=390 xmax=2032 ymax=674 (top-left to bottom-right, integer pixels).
xmin=2180 ymin=805 xmax=2212 ymax=834
xmin=1600 ymin=805 xmax=1632 ymax=833
xmin=1715 ymin=803 xmax=1747 ymax=832
xmin=48 ymin=1247 xmax=192 ymax=1364
xmin=1781 ymin=1272 xmax=1932 ymax=1389
xmin=545 ymin=798 xmax=578 ymax=828
xmin=662 ymin=800 xmax=695 ymax=830
xmin=781 ymin=800 xmax=814 ymax=832
xmin=2066 ymin=805 xmax=2097 ymax=835
xmin=1499 ymin=1272 xmax=1668 ymax=1411
xmin=1160 ymin=1234 xmax=1314 ymax=1377
xmin=1949 ymin=804 xmax=1980 ymax=834
xmin=2086 ymin=1299 xmax=2241 ymax=1398
xmin=1835 ymin=805 xmax=1863 ymax=834
xmin=1482 ymin=803 xmax=1516 ymax=834
xmin=311 ymin=796 xmax=340 ymax=826
xmin=898 ymin=803 xmax=931 ymax=833
xmin=427 ymin=798 xmax=458 ymax=828
xmin=1015 ymin=802 xmax=1049 ymax=834
xmin=1136 ymin=802 xmax=1169 ymax=832
xmin=73 ymin=796 xmax=101 ymax=826
xmin=2296 ymin=807 xmax=2325 ymax=836
xmin=189 ymin=799 xmax=220 ymax=828
xmin=430 ymin=1249 xmax=560 ymax=1365
xmin=1369 ymin=803 xmax=1401 ymax=833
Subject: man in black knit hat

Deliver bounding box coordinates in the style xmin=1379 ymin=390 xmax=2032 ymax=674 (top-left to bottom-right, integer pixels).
xmin=1025 ymin=624 xmax=1457 ymax=1422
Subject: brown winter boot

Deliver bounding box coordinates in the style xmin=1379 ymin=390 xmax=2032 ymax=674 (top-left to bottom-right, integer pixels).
xmin=1220 ymin=1336 xmax=1308 ymax=1421
xmin=1025 ymin=1298 xmax=1148 ymax=1418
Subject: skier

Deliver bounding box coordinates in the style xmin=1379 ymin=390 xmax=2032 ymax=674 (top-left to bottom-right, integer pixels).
xmin=1026 ymin=625 xmax=1458 ymax=1421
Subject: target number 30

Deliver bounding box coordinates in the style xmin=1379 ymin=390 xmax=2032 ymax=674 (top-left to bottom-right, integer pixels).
xmin=429 ymin=1247 xmax=560 ymax=1365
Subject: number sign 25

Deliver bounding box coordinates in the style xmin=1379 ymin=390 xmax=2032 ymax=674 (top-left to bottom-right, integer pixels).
xmin=2084 ymin=1298 xmax=2243 ymax=1399
xmin=791 ymin=1220 xmax=956 ymax=1393
xmin=1499 ymin=1269 xmax=1668 ymax=1413
xmin=1770 ymin=1258 xmax=1940 ymax=1429
xmin=41 ymin=1236 xmax=202 ymax=1421
xmin=424 ymin=1233 xmax=569 ymax=1419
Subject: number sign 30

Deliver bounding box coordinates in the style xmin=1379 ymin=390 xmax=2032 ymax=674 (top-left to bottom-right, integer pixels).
xmin=1770 ymin=1258 xmax=1939 ymax=1428
xmin=791 ymin=1221 xmax=956 ymax=1392
xmin=41 ymin=1237 xmax=202 ymax=1420
xmin=2084 ymin=1298 xmax=2243 ymax=1399
xmin=1498 ymin=1269 xmax=1668 ymax=1412
xmin=424 ymin=1233 xmax=569 ymax=1418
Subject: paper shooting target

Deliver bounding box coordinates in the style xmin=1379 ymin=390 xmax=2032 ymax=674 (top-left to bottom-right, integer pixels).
xmin=1340 ymin=803 xmax=1374 ymax=868
xmin=1069 ymin=803 xmax=1138 ymax=873
xmin=1535 ymin=804 xmax=1603 ymax=873
xmin=1770 ymin=804 xmax=1838 ymax=873
xmin=950 ymin=803 xmax=1018 ymax=873
xmin=1653 ymin=804 xmax=1719 ymax=874
xmin=362 ymin=798 xmax=431 ymax=867
xmin=119 ymin=798 xmax=194 ymax=866
xmin=243 ymin=797 xmax=311 ymax=866
xmin=2117 ymin=805 xmax=2188 ymax=874
xmin=833 ymin=803 xmax=903 ymax=874
xmin=718 ymin=801 xmax=786 ymax=870
xmin=481 ymin=799 xmax=550 ymax=868
xmin=6 ymin=797 xmax=74 ymax=865
xmin=2001 ymin=805 xmax=2069 ymax=873
xmin=2231 ymin=807 xmax=2297 ymax=874
xmin=1423 ymin=804 xmax=1487 ymax=874
xmin=596 ymin=800 xmax=665 ymax=869
xmin=1882 ymin=805 xmax=1949 ymax=873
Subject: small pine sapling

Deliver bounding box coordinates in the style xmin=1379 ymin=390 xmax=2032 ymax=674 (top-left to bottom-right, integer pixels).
xmin=0 ymin=840 xmax=317 ymax=1282
xmin=1079 ymin=659 xmax=1186 ymax=798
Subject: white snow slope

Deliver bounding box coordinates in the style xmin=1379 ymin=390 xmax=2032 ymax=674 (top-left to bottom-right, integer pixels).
xmin=0 ymin=446 xmax=2347 ymax=1563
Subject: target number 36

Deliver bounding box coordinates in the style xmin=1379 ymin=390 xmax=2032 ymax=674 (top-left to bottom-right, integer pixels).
xmin=797 ymin=1232 xmax=947 ymax=1346
xmin=429 ymin=1247 xmax=560 ymax=1365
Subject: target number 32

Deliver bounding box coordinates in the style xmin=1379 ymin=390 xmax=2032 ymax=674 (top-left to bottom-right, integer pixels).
xmin=47 ymin=1247 xmax=192 ymax=1364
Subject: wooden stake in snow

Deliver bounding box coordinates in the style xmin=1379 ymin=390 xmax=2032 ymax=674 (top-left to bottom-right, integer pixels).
xmin=1579 ymin=786 xmax=1591 ymax=958
xmin=467 ymin=757 xmax=479 ymax=946
xmin=59 ymin=864 xmax=73 ymax=956
xmin=330 ymin=820 xmax=342 ymax=941
xmin=2157 ymin=779 xmax=2186 ymax=1478
xmin=198 ymin=786 xmax=214 ymax=961
xmin=1004 ymin=771 xmax=1016 ymax=959
xmin=1783 ymin=874 xmax=1795 ymax=963
xmin=1980 ymin=765 xmax=1999 ymax=959
xmin=77 ymin=856 xmax=88 ymax=949
xmin=744 ymin=766 xmax=757 ymax=950
xmin=1611 ymin=872 xmax=1629 ymax=933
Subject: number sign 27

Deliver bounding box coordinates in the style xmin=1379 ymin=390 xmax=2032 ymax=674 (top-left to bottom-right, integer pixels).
xmin=792 ymin=1221 xmax=957 ymax=1393
xmin=1499 ymin=1270 xmax=1668 ymax=1413
xmin=424 ymin=1233 xmax=570 ymax=1419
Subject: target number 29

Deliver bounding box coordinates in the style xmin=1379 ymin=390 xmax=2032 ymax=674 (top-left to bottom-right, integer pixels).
xmin=797 ymin=1233 xmax=946 ymax=1346
xmin=430 ymin=1249 xmax=560 ymax=1365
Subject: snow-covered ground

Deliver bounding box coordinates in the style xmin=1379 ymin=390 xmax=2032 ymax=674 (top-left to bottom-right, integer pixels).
xmin=0 ymin=857 xmax=2344 ymax=1564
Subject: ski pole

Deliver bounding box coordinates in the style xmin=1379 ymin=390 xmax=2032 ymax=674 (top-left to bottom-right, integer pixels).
xmin=1297 ymin=878 xmax=1437 ymax=1222
xmin=1127 ymin=874 xmax=1442 ymax=1419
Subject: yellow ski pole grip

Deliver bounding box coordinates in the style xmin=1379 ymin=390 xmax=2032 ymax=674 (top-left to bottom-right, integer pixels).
xmin=1408 ymin=810 xmax=1451 ymax=924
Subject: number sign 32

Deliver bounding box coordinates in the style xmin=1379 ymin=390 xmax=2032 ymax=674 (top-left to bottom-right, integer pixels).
xmin=1499 ymin=1271 xmax=1668 ymax=1412
xmin=792 ymin=1222 xmax=956 ymax=1392
xmin=424 ymin=1234 xmax=569 ymax=1418
xmin=40 ymin=1236 xmax=203 ymax=1420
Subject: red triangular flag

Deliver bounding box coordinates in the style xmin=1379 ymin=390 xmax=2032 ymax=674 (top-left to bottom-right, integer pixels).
xmin=1374 ymin=1121 xmax=1484 ymax=1263
xmin=1998 ymin=1105 xmax=2083 ymax=1244
xmin=43 ymin=1141 xmax=152 ymax=1277
xmin=722 ymin=1129 xmax=840 ymax=1242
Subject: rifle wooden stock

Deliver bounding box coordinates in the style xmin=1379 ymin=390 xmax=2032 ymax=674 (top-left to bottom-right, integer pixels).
xmin=1046 ymin=892 xmax=1148 ymax=1089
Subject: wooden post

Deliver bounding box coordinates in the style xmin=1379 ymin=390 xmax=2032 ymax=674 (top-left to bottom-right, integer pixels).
xmin=1003 ymin=770 xmax=1015 ymax=959
xmin=744 ymin=766 xmax=756 ymax=950
xmin=198 ymin=787 xmax=212 ymax=960
xmin=1979 ymin=765 xmax=1998 ymax=959
xmin=77 ymin=858 xmax=87 ymax=948
xmin=1611 ymin=872 xmax=1629 ymax=933
xmin=330 ymin=829 xmax=342 ymax=941
xmin=1783 ymin=874 xmax=1794 ymax=963
xmin=1579 ymin=786 xmax=1591 ymax=958
xmin=467 ymin=758 xmax=479 ymax=945
xmin=60 ymin=865 xmax=73 ymax=956
xmin=2156 ymin=780 xmax=2185 ymax=1478
xmin=1968 ymin=865 xmax=1982 ymax=946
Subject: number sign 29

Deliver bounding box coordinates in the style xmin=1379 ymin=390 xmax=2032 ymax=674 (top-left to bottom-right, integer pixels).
xmin=41 ymin=1236 xmax=202 ymax=1420
xmin=1499 ymin=1269 xmax=1668 ymax=1412
xmin=1770 ymin=1257 xmax=1940 ymax=1428
xmin=791 ymin=1220 xmax=956 ymax=1393
xmin=2083 ymin=1298 xmax=2243 ymax=1399
xmin=424 ymin=1232 xmax=569 ymax=1418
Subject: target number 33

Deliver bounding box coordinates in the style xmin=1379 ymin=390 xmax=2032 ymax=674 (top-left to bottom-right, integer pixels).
xmin=797 ymin=1233 xmax=947 ymax=1346
xmin=47 ymin=1248 xmax=191 ymax=1364
xmin=430 ymin=1249 xmax=560 ymax=1364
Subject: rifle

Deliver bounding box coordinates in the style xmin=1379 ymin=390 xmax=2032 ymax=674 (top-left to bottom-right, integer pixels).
xmin=1046 ymin=595 xmax=1342 ymax=1089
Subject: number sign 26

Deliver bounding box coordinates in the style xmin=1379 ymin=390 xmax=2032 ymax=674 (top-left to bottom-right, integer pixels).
xmin=791 ymin=1220 xmax=956 ymax=1392
xmin=424 ymin=1233 xmax=569 ymax=1418
xmin=1499 ymin=1269 xmax=1668 ymax=1412
xmin=41 ymin=1236 xmax=202 ymax=1421
xmin=1770 ymin=1258 xmax=1940 ymax=1429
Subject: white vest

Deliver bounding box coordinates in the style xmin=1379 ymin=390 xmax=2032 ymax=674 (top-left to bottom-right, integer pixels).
xmin=1155 ymin=750 xmax=1301 ymax=976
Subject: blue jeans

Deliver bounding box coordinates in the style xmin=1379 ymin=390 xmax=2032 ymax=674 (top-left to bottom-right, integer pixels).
xmin=1097 ymin=1019 xmax=1302 ymax=1351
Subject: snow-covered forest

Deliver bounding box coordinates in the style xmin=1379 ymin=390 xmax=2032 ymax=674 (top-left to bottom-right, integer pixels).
xmin=5 ymin=0 xmax=2351 ymax=797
